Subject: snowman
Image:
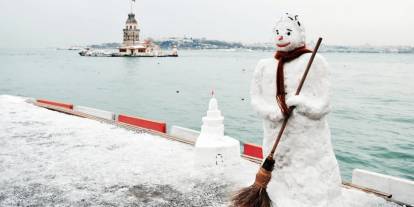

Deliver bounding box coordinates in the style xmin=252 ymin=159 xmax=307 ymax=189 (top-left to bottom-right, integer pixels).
xmin=250 ymin=13 xmax=343 ymax=206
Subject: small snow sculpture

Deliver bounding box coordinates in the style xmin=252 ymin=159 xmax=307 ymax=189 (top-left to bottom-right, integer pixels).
xmin=194 ymin=93 xmax=241 ymax=170
xmin=250 ymin=13 xmax=343 ymax=206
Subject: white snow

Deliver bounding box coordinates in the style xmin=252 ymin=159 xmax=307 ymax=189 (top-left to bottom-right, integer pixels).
xmin=273 ymin=13 xmax=306 ymax=52
xmin=251 ymin=53 xmax=344 ymax=207
xmin=195 ymin=96 xmax=241 ymax=168
xmin=0 ymin=95 xmax=400 ymax=206
xmin=248 ymin=13 xmax=401 ymax=207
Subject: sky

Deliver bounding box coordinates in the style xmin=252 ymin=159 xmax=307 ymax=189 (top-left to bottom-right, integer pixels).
xmin=0 ymin=0 xmax=413 ymax=48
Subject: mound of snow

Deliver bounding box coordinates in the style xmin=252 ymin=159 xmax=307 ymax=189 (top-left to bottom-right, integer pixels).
xmin=0 ymin=95 xmax=400 ymax=206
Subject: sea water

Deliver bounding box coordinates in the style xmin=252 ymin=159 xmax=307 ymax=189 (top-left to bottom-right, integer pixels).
xmin=0 ymin=48 xmax=413 ymax=181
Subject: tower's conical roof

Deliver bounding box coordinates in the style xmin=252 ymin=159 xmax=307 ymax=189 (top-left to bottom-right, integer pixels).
xmin=126 ymin=13 xmax=137 ymax=24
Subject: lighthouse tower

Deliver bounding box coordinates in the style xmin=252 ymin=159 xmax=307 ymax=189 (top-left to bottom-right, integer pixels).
xmin=122 ymin=13 xmax=140 ymax=47
xmin=119 ymin=0 xmax=147 ymax=55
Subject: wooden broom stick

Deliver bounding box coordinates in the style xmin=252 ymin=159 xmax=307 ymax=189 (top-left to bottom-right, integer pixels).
xmin=269 ymin=37 xmax=323 ymax=157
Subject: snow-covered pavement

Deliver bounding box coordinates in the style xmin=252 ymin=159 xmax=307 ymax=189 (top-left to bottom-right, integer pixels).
xmin=0 ymin=95 xmax=400 ymax=206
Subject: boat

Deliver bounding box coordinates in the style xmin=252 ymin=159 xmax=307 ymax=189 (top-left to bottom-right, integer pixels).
xmin=78 ymin=48 xmax=112 ymax=57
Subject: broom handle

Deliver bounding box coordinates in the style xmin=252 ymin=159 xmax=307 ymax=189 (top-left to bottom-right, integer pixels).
xmin=269 ymin=37 xmax=323 ymax=157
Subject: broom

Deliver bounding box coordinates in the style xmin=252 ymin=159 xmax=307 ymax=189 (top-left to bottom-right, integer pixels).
xmin=231 ymin=37 xmax=323 ymax=207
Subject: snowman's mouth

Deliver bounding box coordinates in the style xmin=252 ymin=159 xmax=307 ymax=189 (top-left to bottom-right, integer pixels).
xmin=277 ymin=42 xmax=291 ymax=47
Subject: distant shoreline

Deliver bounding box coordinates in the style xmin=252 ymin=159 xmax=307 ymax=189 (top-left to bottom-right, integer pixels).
xmin=73 ymin=38 xmax=414 ymax=54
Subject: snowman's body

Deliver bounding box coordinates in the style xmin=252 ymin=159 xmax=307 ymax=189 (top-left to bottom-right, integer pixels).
xmin=250 ymin=14 xmax=345 ymax=205
xmin=251 ymin=54 xmax=343 ymax=206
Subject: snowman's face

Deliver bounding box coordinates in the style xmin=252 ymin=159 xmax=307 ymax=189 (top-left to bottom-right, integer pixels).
xmin=274 ymin=21 xmax=305 ymax=52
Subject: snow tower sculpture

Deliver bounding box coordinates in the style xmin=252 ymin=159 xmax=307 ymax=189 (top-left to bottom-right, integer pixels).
xmin=194 ymin=93 xmax=241 ymax=170
xmin=250 ymin=13 xmax=343 ymax=206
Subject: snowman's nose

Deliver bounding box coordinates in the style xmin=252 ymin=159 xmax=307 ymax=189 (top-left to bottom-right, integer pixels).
xmin=278 ymin=36 xmax=284 ymax=41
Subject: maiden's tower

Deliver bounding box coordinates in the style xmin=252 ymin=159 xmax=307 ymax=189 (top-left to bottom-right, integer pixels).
xmin=80 ymin=0 xmax=177 ymax=57
xmin=118 ymin=12 xmax=155 ymax=55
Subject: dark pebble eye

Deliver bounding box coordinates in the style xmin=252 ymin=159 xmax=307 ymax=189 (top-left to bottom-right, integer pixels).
xmin=287 ymin=32 xmax=291 ymax=36
xmin=276 ymin=30 xmax=279 ymax=35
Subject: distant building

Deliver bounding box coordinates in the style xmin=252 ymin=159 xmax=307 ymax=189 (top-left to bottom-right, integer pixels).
xmin=113 ymin=1 xmax=177 ymax=57
xmin=119 ymin=12 xmax=148 ymax=54
xmin=80 ymin=0 xmax=177 ymax=57
xmin=122 ymin=13 xmax=140 ymax=47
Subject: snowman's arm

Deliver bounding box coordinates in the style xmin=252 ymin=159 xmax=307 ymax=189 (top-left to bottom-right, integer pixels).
xmin=287 ymin=55 xmax=331 ymax=120
xmin=250 ymin=60 xmax=283 ymax=121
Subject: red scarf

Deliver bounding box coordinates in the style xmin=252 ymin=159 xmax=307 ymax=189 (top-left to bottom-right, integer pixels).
xmin=274 ymin=46 xmax=312 ymax=117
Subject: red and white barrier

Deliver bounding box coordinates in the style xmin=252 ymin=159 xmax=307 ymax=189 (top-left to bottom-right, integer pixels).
xmin=33 ymin=98 xmax=261 ymax=159
xmin=118 ymin=114 xmax=167 ymax=133
xmin=352 ymin=169 xmax=414 ymax=205
xmin=243 ymin=143 xmax=263 ymax=159
xmin=37 ymin=99 xmax=73 ymax=110
xmin=169 ymin=125 xmax=200 ymax=143
xmin=73 ymin=105 xmax=116 ymax=120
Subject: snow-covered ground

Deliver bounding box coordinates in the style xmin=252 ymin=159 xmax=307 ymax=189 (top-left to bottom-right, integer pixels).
xmin=0 ymin=95 xmax=400 ymax=206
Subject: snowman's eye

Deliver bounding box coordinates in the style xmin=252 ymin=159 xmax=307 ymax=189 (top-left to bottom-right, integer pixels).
xmin=286 ymin=29 xmax=292 ymax=36
xmin=275 ymin=30 xmax=279 ymax=35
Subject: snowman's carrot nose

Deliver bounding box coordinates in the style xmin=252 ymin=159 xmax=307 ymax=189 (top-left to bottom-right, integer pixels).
xmin=278 ymin=36 xmax=284 ymax=41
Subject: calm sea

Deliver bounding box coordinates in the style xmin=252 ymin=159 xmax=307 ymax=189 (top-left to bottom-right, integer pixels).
xmin=0 ymin=48 xmax=413 ymax=181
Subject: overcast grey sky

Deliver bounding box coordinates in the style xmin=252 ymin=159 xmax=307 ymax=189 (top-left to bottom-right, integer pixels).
xmin=0 ymin=0 xmax=413 ymax=48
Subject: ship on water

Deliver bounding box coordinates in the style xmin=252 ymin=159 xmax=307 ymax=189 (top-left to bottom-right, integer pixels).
xmin=79 ymin=0 xmax=178 ymax=57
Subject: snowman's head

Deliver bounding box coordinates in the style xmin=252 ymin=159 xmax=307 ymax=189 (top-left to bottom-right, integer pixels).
xmin=273 ymin=13 xmax=306 ymax=52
